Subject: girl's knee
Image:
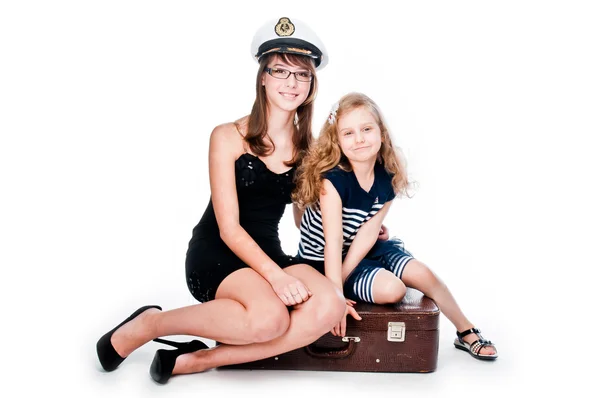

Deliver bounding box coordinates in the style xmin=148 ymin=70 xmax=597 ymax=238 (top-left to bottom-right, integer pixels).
xmin=374 ymin=277 xmax=406 ymax=304
xmin=247 ymin=304 xmax=290 ymax=343
xmin=305 ymin=285 xmax=346 ymax=332
xmin=319 ymin=285 xmax=346 ymax=323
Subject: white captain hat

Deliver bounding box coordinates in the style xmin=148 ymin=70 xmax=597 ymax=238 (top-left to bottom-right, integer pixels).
xmin=251 ymin=17 xmax=328 ymax=70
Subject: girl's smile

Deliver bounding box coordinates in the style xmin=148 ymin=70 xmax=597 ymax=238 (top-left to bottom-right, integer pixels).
xmin=337 ymin=107 xmax=382 ymax=162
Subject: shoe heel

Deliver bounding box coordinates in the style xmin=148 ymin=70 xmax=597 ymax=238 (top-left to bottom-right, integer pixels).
xmin=149 ymin=340 xmax=209 ymax=384
xmin=150 ymin=349 xmax=175 ymax=384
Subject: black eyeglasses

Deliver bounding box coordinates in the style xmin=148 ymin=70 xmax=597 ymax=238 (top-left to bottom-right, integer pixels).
xmin=264 ymin=67 xmax=313 ymax=82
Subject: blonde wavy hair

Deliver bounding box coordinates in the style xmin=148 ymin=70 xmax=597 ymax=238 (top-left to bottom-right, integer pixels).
xmin=293 ymin=92 xmax=410 ymax=210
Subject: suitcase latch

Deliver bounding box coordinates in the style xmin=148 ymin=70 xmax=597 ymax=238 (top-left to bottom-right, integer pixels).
xmin=341 ymin=336 xmax=361 ymax=343
xmin=387 ymin=322 xmax=406 ymax=342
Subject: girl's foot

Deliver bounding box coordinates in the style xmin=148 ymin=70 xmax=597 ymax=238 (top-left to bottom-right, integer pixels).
xmin=111 ymin=307 xmax=161 ymax=357
xmin=454 ymin=328 xmax=497 ymax=360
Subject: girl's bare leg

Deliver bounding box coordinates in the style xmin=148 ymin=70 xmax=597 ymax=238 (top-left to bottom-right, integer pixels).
xmin=370 ymin=269 xmax=407 ymax=304
xmin=110 ymin=268 xmax=292 ymax=357
xmin=401 ymin=260 xmax=496 ymax=355
xmin=171 ymin=264 xmax=346 ymax=375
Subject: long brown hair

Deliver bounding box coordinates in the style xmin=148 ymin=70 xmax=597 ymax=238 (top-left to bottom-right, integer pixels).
xmin=293 ymin=92 xmax=410 ymax=210
xmin=241 ymin=53 xmax=318 ymax=167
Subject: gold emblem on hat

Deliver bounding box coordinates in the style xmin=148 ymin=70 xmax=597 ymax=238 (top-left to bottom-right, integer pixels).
xmin=274 ymin=17 xmax=295 ymax=37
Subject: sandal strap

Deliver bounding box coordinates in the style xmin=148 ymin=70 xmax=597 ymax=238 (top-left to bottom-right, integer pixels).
xmin=457 ymin=327 xmax=481 ymax=339
xmin=471 ymin=339 xmax=495 ymax=355
xmin=471 ymin=341 xmax=484 ymax=355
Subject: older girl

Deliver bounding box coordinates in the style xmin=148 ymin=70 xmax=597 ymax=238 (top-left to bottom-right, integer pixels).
xmin=96 ymin=18 xmax=345 ymax=384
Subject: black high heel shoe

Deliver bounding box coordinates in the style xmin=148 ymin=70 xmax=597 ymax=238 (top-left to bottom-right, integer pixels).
xmin=96 ymin=305 xmax=162 ymax=371
xmin=149 ymin=338 xmax=209 ymax=384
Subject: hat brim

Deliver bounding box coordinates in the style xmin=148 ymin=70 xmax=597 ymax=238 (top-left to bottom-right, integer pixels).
xmin=255 ymin=38 xmax=322 ymax=68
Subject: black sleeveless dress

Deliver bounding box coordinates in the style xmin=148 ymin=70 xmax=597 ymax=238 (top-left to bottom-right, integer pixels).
xmin=185 ymin=153 xmax=304 ymax=302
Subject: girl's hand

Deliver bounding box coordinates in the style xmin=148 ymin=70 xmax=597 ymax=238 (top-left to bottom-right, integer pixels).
xmin=378 ymin=224 xmax=389 ymax=241
xmin=331 ymin=302 xmax=362 ymax=337
xmin=269 ymin=272 xmax=312 ymax=306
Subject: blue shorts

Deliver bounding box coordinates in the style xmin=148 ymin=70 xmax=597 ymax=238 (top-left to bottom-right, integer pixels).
xmin=343 ymin=238 xmax=414 ymax=303
xmin=300 ymin=238 xmax=414 ymax=304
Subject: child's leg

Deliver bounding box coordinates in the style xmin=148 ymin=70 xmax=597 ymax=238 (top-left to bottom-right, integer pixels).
xmin=344 ymin=260 xmax=406 ymax=304
xmin=372 ymin=239 xmax=478 ymax=332
xmin=368 ymin=239 xmax=496 ymax=358
xmin=371 ymin=270 xmax=407 ymax=304
xmin=401 ymin=259 xmax=496 ymax=356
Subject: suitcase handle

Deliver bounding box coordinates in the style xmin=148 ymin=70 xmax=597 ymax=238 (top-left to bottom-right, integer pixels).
xmin=304 ymin=337 xmax=358 ymax=359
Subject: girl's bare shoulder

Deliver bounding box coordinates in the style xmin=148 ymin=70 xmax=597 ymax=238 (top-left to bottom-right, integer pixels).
xmin=210 ymin=116 xmax=250 ymax=154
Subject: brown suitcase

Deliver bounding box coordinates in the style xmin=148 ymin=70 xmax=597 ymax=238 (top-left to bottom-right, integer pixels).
xmin=219 ymin=287 xmax=440 ymax=373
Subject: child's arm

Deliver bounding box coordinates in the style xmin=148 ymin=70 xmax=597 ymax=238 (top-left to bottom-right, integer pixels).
xmin=320 ymin=179 xmax=345 ymax=290
xmin=341 ymin=201 xmax=393 ymax=282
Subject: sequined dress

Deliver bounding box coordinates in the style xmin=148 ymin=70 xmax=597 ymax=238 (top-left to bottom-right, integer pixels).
xmin=185 ymin=153 xmax=302 ymax=302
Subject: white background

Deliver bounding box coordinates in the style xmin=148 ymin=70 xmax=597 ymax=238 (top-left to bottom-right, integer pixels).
xmin=1 ymin=1 xmax=598 ymax=396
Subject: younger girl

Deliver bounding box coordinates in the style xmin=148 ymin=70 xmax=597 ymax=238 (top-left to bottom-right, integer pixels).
xmin=293 ymin=93 xmax=497 ymax=360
